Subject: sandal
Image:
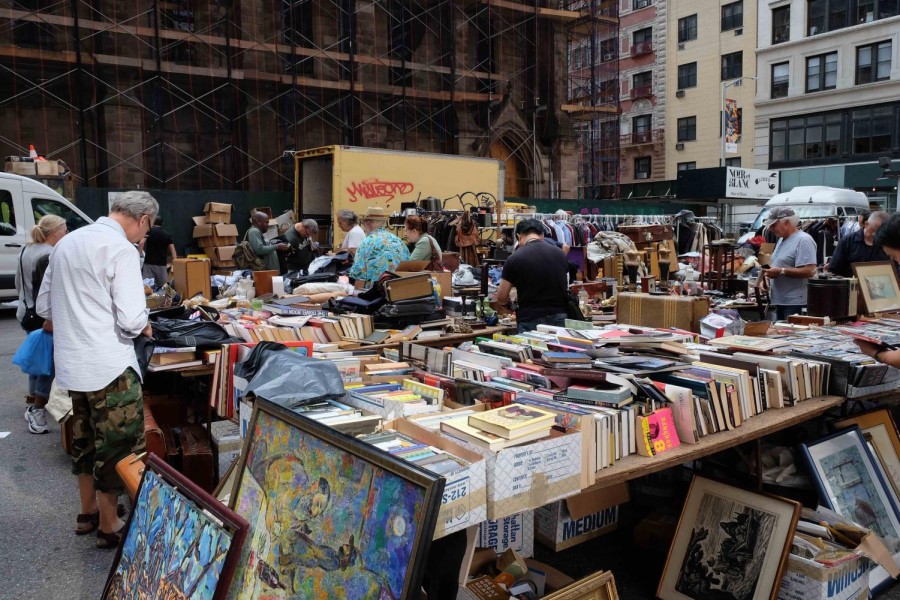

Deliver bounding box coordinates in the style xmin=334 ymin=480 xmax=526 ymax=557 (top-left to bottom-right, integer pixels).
xmin=75 ymin=512 xmax=99 ymax=535
xmin=75 ymin=504 xmax=127 ymax=535
xmin=96 ymin=527 xmax=124 ymax=549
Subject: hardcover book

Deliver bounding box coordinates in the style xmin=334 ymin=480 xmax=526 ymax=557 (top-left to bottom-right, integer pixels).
xmin=467 ymin=403 xmax=556 ymax=439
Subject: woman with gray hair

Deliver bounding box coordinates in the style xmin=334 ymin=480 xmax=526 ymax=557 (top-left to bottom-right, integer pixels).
xmin=337 ymin=209 xmax=365 ymax=256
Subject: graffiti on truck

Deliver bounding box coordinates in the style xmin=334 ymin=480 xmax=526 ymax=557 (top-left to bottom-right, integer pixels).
xmin=346 ymin=179 xmax=415 ymax=205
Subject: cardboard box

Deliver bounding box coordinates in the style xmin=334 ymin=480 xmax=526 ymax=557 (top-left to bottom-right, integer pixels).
xmin=193 ymin=223 xmax=239 ymax=248
xmin=616 ymin=292 xmax=710 ymax=333
xmin=387 ymin=419 xmax=487 ymax=539
xmin=209 ymin=246 xmax=236 ymax=267
xmin=344 ymin=379 xmax=443 ymax=419
xmin=35 ymin=160 xmax=61 ymax=176
xmin=777 ymin=554 xmax=869 ymax=600
xmin=393 ymin=271 xmax=452 ymax=300
xmin=443 ymin=429 xmax=583 ymax=520
xmin=4 ymin=160 xmax=35 ymax=176
xmin=172 ymin=258 xmax=212 ymax=301
xmin=477 ymin=510 xmax=534 ymax=558
xmin=204 ymin=202 xmax=232 ymax=223
xmin=534 ymin=483 xmax=629 ymax=551
xmin=192 ymin=215 xmax=208 ymax=226
xmin=210 ymin=420 xmax=241 ymax=479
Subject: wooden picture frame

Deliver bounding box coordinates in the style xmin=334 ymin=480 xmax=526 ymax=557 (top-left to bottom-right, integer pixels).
xmin=657 ymin=475 xmax=800 ymax=600
xmin=545 ymin=570 xmax=619 ymax=600
xmin=834 ymin=408 xmax=900 ymax=499
xmin=227 ymin=398 xmax=444 ymax=600
xmin=215 ymin=456 xmax=240 ymax=505
xmin=852 ymin=261 xmax=900 ymax=315
xmin=102 ymin=454 xmax=249 ymax=600
xmin=801 ymin=426 xmax=900 ymax=593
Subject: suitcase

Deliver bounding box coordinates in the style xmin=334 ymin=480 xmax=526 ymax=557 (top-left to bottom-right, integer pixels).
xmin=143 ymin=406 xmax=168 ymax=460
xmin=178 ymin=424 xmax=215 ymax=492
xmin=383 ymin=273 xmax=435 ymax=302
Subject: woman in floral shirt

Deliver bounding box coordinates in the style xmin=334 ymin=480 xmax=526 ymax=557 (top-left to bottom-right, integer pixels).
xmin=349 ymin=207 xmax=410 ymax=288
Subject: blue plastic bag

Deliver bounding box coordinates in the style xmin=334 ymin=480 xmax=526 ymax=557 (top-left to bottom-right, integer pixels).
xmin=12 ymin=329 xmax=54 ymax=377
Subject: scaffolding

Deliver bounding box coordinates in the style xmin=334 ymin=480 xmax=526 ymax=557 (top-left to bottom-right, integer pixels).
xmin=0 ymin=0 xmax=617 ymax=198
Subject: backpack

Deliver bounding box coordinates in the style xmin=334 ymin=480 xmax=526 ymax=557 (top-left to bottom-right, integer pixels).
xmin=233 ymin=232 xmax=267 ymax=271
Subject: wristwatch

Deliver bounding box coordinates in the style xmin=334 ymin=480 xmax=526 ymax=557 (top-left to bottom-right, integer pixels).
xmin=780 ymin=267 xmax=786 ymax=277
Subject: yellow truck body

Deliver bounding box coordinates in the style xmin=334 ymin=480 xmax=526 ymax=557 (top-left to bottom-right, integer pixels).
xmin=293 ymin=145 xmax=504 ymax=247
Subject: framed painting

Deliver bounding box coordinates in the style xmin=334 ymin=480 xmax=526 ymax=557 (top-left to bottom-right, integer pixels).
xmin=545 ymin=570 xmax=619 ymax=600
xmin=657 ymin=475 xmax=800 ymax=600
xmin=227 ymin=398 xmax=444 ymax=600
xmin=802 ymin=426 xmax=900 ymax=593
xmin=852 ymin=261 xmax=900 ymax=315
xmin=834 ymin=409 xmax=900 ymax=498
xmin=102 ymin=454 xmax=249 ymax=600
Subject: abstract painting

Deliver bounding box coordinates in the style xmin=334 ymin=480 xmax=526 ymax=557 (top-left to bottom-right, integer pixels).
xmin=228 ymin=399 xmax=443 ymax=600
xmin=802 ymin=427 xmax=900 ymax=593
xmin=103 ymin=455 xmax=248 ymax=600
xmin=658 ymin=476 xmax=799 ymax=600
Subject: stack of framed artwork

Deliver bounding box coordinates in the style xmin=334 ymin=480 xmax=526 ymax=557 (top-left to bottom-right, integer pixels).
xmin=226 ymin=398 xmax=445 ymax=599
xmin=803 ymin=413 xmax=900 ymax=593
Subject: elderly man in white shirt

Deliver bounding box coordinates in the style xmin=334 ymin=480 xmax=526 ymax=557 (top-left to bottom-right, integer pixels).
xmin=37 ymin=190 xmax=157 ymax=549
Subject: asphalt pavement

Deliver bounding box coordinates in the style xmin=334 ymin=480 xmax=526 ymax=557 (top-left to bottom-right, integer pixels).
xmin=0 ymin=310 xmax=111 ymax=599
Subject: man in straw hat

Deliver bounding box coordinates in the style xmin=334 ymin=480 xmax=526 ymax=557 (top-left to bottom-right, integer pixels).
xmin=349 ymin=206 xmax=409 ymax=288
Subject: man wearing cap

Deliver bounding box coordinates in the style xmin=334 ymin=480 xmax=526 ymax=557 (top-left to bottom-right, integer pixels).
xmin=496 ymin=218 xmax=569 ymax=333
xmin=758 ymin=207 xmax=817 ymax=320
xmin=349 ymin=207 xmax=410 ymax=288
xmin=827 ymin=211 xmax=890 ymax=277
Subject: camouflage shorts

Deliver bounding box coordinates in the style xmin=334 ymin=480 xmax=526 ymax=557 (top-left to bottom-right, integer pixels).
xmin=70 ymin=368 xmax=146 ymax=493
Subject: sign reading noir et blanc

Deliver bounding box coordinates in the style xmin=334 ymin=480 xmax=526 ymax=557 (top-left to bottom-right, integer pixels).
xmin=725 ymin=167 xmax=779 ymax=200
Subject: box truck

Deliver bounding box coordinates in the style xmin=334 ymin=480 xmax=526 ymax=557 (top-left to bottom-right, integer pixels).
xmin=292 ymin=146 xmax=505 ymax=247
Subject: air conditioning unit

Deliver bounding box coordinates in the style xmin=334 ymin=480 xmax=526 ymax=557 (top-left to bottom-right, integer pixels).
xmin=677 ymin=43 xmax=685 ymax=50
xmin=735 ymin=28 xmax=743 ymax=35
xmin=635 ymin=172 xmax=650 ymax=179
xmin=603 ymin=53 xmax=615 ymax=61
xmin=676 ymin=90 xmax=685 ymax=98
xmin=675 ymin=143 xmax=685 ymax=150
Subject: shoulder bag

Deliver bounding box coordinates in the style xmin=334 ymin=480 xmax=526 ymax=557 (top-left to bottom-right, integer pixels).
xmin=18 ymin=248 xmax=45 ymax=332
xmin=425 ymin=236 xmax=448 ymax=272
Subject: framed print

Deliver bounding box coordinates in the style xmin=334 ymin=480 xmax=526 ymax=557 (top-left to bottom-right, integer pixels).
xmin=227 ymin=398 xmax=444 ymax=600
xmin=103 ymin=454 xmax=248 ymax=600
xmin=545 ymin=570 xmax=619 ymax=600
xmin=215 ymin=456 xmax=240 ymax=505
xmin=801 ymin=426 xmax=900 ymax=593
xmin=834 ymin=409 xmax=900 ymax=498
xmin=657 ymin=475 xmax=800 ymax=600
xmin=852 ymin=261 xmax=900 ymax=315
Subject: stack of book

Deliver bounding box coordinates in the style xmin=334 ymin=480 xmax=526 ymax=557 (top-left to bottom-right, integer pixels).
xmin=293 ymin=399 xmax=382 ymax=435
xmin=359 ymin=430 xmax=471 ymax=476
xmin=148 ymin=346 xmax=202 ymax=372
xmin=440 ymin=403 xmax=556 ymax=451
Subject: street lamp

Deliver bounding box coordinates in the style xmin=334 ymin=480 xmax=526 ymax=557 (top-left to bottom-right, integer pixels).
xmin=721 ymin=76 xmax=757 ymax=168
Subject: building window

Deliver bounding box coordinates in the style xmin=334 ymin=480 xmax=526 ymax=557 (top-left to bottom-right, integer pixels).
xmin=633 ymin=115 xmax=652 ymax=143
xmin=634 ymin=157 xmax=651 ymax=179
xmin=725 ymin=157 xmax=742 ymax=167
xmin=772 ymin=62 xmax=789 ymax=98
xmin=772 ymin=6 xmax=790 ymax=43
xmin=633 ymin=0 xmax=651 ymax=9
xmin=632 ymin=71 xmax=653 ymax=97
xmin=858 ymin=0 xmax=875 ymax=21
xmin=806 ymin=52 xmax=837 ymax=92
xmin=807 ymin=0 xmax=897 ymax=34
xmin=632 ymin=27 xmax=653 ymax=54
xmin=678 ymin=62 xmax=697 ymax=89
xmin=770 ymin=111 xmax=846 ymax=163
xmin=600 ymin=38 xmax=617 ymax=62
xmin=721 ymin=1 xmax=743 ymax=31
xmin=677 ymin=116 xmax=697 ymax=142
xmin=857 ymin=41 xmax=891 ymax=84
xmin=721 ymin=51 xmax=743 ymax=80
xmin=678 ymin=14 xmax=697 ymax=43
xmin=678 ymin=162 xmax=696 ymax=171
xmin=852 ymin=106 xmax=893 ymax=154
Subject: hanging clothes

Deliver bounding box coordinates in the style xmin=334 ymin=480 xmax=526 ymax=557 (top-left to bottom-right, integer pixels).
xmin=455 ymin=211 xmax=480 ymax=267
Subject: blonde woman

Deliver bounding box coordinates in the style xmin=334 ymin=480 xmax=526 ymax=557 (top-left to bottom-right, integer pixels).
xmin=15 ymin=214 xmax=67 ymax=434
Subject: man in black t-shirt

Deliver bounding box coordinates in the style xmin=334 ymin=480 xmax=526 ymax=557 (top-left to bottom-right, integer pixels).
xmin=141 ymin=216 xmax=176 ymax=288
xmin=496 ymin=218 xmax=569 ymax=333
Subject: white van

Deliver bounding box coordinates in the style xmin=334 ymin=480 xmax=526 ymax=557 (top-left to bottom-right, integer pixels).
xmin=737 ymin=186 xmax=870 ymax=244
xmin=0 ymin=172 xmax=93 ymax=300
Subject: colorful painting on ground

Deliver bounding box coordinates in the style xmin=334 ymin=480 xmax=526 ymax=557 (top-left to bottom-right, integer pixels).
xmin=228 ymin=404 xmax=440 ymax=600
xmin=104 ymin=469 xmax=235 ymax=599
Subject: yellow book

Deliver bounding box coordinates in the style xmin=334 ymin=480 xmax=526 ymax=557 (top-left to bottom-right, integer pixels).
xmin=467 ymin=403 xmax=556 ymax=440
